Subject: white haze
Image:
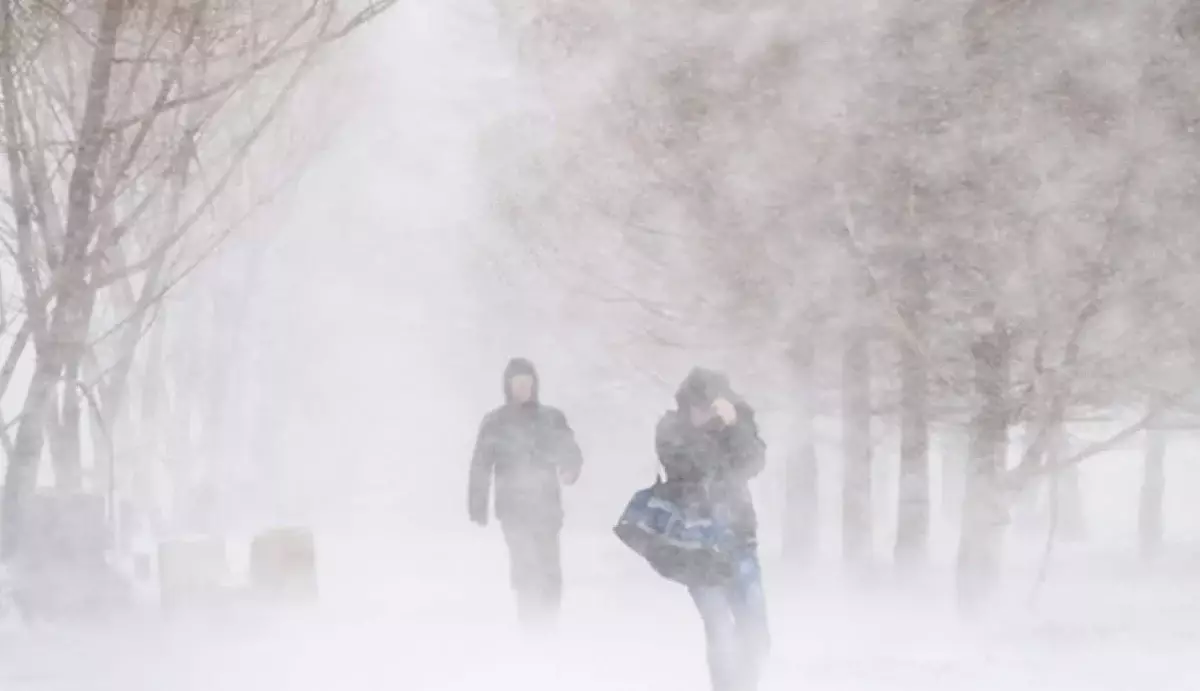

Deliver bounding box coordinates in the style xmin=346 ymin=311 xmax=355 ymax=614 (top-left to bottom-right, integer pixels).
xmin=4 ymin=2 xmax=1200 ymax=690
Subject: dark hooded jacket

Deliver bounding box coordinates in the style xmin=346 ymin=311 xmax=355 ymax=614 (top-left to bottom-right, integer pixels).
xmin=468 ymin=358 xmax=583 ymax=529
xmin=655 ymin=367 xmax=766 ymax=540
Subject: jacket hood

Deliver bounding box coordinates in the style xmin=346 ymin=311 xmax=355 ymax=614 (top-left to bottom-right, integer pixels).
xmin=503 ymin=357 xmax=540 ymax=404
xmin=674 ymin=367 xmax=733 ymax=411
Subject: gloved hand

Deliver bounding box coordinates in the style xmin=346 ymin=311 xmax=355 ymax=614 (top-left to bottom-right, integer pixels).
xmin=469 ymin=507 xmax=488 ymax=527
xmin=711 ymin=397 xmax=738 ymax=426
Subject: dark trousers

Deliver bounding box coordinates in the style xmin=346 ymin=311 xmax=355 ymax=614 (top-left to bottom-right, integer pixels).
xmin=501 ymin=522 xmax=562 ymax=629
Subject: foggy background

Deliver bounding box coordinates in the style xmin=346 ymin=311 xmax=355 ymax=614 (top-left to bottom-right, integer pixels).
xmin=4 ymin=1 xmax=1200 ymax=690
xmin=230 ymin=0 xmax=1200 ymax=554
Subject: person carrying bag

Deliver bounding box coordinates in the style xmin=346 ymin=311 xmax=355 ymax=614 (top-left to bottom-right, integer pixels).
xmin=613 ymin=367 xmax=770 ymax=691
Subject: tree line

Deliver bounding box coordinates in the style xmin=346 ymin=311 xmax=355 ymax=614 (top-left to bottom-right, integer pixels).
xmin=0 ymin=0 xmax=399 ymax=562
xmin=481 ymin=0 xmax=1200 ymax=605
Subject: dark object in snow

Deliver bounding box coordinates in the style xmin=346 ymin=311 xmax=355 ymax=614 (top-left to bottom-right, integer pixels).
xmin=643 ymin=368 xmax=772 ymax=691
xmin=618 ymin=367 xmax=766 ymax=587
xmin=467 ymin=358 xmax=583 ymax=528
xmin=613 ymin=478 xmax=741 ymax=587
xmin=249 ymin=526 xmax=317 ymax=602
xmin=656 ymin=368 xmax=766 ymax=540
xmin=468 ymin=358 xmax=583 ymax=630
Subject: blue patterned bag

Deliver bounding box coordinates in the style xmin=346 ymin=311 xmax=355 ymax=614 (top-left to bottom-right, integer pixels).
xmin=613 ymin=478 xmax=741 ymax=587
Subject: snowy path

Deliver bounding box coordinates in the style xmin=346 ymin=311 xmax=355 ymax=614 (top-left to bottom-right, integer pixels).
xmin=3 ymin=527 xmax=1200 ymax=691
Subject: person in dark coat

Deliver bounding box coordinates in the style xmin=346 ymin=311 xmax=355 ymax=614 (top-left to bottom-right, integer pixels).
xmin=468 ymin=358 xmax=583 ymax=629
xmin=656 ymin=367 xmax=769 ymax=691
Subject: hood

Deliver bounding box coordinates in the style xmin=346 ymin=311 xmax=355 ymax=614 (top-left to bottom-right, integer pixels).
xmin=674 ymin=367 xmax=733 ymax=411
xmin=503 ymin=357 xmax=540 ymax=404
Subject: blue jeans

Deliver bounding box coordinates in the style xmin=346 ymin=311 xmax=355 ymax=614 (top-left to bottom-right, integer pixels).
xmin=688 ymin=550 xmax=770 ymax=691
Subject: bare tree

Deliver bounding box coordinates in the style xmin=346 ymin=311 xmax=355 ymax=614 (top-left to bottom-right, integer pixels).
xmin=482 ymin=0 xmax=1200 ymax=608
xmin=0 ymin=0 xmax=402 ymax=560
xmin=783 ymin=339 xmax=819 ymax=566
xmin=895 ymin=250 xmax=930 ymax=566
xmin=841 ymin=275 xmax=873 ymax=566
xmin=1140 ymin=425 xmax=1167 ymax=559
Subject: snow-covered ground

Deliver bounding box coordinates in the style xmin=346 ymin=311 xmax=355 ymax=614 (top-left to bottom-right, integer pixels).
xmin=3 ymin=522 xmax=1200 ymax=691
xmin=4 ymin=4 xmax=1193 ymax=690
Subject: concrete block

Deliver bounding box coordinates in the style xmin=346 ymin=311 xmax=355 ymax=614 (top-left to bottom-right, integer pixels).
xmin=249 ymin=527 xmax=317 ymax=602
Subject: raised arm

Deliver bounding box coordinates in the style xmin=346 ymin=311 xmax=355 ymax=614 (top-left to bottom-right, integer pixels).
xmin=721 ymin=402 xmax=766 ymax=482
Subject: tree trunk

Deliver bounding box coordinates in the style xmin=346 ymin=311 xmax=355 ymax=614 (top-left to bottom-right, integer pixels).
xmin=167 ymin=313 xmax=205 ymax=531
xmin=1054 ymin=467 xmax=1086 ymax=541
xmin=86 ymin=350 xmax=120 ymax=517
xmin=1139 ymin=428 xmax=1166 ymax=559
xmin=955 ymin=328 xmax=1009 ymax=612
xmin=0 ymin=0 xmax=43 ymax=555
xmin=51 ymin=280 xmax=99 ymax=495
xmin=52 ymin=355 xmax=85 ymax=494
xmin=1 ymin=361 xmax=58 ymax=558
xmin=1 ymin=0 xmax=126 ymax=560
xmin=194 ymin=270 xmax=245 ymax=509
xmin=137 ymin=311 xmax=170 ymax=529
xmin=940 ymin=425 xmax=967 ymax=529
xmin=1050 ymin=428 xmax=1086 ymax=542
xmin=842 ymin=325 xmax=872 ymax=565
xmin=895 ymin=254 xmax=930 ymax=567
xmin=784 ymin=339 xmax=819 ymax=567
xmin=43 ymin=382 xmax=74 ymax=493
xmin=90 ymin=241 xmax=166 ymax=510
